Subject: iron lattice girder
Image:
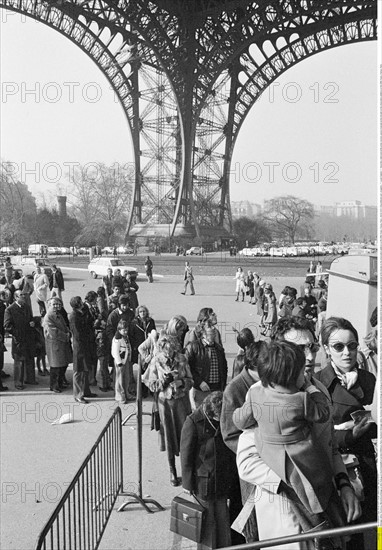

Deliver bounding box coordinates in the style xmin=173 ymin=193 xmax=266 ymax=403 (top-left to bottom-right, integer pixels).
xmin=32 ymin=1 xmax=377 ymax=111
xmin=0 ymin=0 xmax=377 ymax=237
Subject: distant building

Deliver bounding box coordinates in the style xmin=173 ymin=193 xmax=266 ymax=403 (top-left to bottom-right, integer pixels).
xmin=314 ymin=205 xmax=335 ymax=216
xmin=334 ymin=200 xmax=377 ymax=219
xmin=231 ymin=200 xmax=262 ymax=219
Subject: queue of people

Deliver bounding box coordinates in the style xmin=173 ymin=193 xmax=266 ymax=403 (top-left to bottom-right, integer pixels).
xmin=0 ymin=258 xmax=378 ymax=550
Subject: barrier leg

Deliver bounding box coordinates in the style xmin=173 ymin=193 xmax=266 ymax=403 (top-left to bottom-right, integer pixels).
xmin=119 ymin=362 xmax=164 ymax=513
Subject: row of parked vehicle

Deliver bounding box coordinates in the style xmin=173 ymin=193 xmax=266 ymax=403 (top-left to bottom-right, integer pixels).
xmin=0 ymin=245 xmax=134 ymax=256
xmin=239 ymin=243 xmax=350 ymax=257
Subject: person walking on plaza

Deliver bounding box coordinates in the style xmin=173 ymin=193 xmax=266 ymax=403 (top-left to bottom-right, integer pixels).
xmin=260 ymin=283 xmax=277 ymax=336
xmin=144 ymin=256 xmax=154 ymax=283
xmin=181 ymin=261 xmax=195 ymax=295
xmin=34 ymin=266 xmax=50 ymax=317
xmin=3 ymin=257 xmax=13 ymax=285
xmin=43 ymin=297 xmax=72 ymax=393
xmin=234 ymin=267 xmax=246 ymax=302
xmin=3 ymin=290 xmax=36 ymax=389
xmin=180 ymin=391 xmax=236 ymax=550
xmin=49 ymin=264 xmax=65 ymax=300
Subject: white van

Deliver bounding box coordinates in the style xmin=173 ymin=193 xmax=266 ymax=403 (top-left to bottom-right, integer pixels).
xmin=28 ymin=244 xmax=48 ymax=256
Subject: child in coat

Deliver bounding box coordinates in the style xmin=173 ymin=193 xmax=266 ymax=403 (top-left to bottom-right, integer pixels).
xmin=233 ymin=340 xmax=337 ymax=523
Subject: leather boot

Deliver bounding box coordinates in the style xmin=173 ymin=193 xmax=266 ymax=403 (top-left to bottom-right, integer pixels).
xmin=169 ymin=459 xmax=180 ymax=487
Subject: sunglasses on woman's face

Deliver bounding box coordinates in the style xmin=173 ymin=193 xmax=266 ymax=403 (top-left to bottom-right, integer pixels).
xmin=329 ymin=341 xmax=358 ymax=353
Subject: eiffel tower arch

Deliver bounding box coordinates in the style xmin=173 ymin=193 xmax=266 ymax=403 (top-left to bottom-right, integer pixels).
xmin=0 ymin=1 xmax=377 ymax=239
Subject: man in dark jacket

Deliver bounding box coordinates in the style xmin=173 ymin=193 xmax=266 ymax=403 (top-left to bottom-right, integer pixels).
xmin=185 ymin=323 xmax=227 ymax=410
xmin=49 ymin=264 xmax=65 ymax=300
xmin=105 ymin=294 xmax=134 ymax=344
xmin=3 ymin=290 xmax=36 ymax=389
xmin=69 ymin=296 xmax=97 ymax=403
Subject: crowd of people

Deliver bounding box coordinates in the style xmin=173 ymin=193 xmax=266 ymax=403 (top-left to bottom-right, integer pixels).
xmin=234 ymin=264 xmax=329 ymax=340
xmin=0 ymin=256 xmax=378 ymax=550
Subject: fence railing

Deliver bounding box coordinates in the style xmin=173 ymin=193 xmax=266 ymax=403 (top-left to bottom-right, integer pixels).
xmin=220 ymin=521 xmax=378 ymax=550
xmin=35 ymin=407 xmax=123 ymax=550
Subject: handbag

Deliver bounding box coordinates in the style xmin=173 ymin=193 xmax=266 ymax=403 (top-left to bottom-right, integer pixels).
xmin=170 ymin=494 xmax=206 ymax=543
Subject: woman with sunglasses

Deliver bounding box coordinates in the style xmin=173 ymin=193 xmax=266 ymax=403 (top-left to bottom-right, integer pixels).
xmin=316 ymin=316 xmax=377 ymax=550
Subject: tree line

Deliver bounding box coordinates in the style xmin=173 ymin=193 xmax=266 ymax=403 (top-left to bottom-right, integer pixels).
xmin=0 ymin=161 xmax=132 ymax=249
xmin=0 ymin=161 xmax=376 ymax=249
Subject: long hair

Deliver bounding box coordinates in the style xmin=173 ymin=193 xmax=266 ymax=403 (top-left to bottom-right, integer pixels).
xmin=196 ymin=308 xmax=214 ymax=324
xmin=115 ymin=320 xmax=129 ymax=340
xmin=165 ymin=315 xmax=188 ymax=337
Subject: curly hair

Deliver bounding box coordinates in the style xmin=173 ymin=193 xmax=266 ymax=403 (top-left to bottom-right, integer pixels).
xmin=271 ymin=316 xmax=316 ymax=342
xmin=203 ymin=391 xmax=223 ymax=419
xmin=157 ymin=334 xmax=181 ymax=355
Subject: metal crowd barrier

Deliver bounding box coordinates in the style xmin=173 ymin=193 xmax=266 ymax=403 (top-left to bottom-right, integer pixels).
xmin=220 ymin=522 xmax=378 ymax=550
xmin=34 ymin=407 xmax=123 ymax=550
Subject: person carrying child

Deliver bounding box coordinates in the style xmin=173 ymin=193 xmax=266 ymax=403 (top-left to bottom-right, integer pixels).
xmin=233 ymin=341 xmax=345 ymax=529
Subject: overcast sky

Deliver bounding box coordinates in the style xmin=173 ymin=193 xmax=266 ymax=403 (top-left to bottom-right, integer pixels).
xmin=1 ymin=10 xmax=378 ymax=208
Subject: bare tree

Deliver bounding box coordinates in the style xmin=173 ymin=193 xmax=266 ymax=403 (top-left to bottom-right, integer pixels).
xmin=262 ymin=195 xmax=314 ymax=244
xmin=0 ymin=161 xmax=37 ymax=244
xmin=66 ymin=163 xmax=133 ymax=246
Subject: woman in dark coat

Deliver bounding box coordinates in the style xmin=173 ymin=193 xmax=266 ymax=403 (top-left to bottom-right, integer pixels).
xmin=129 ymin=305 xmax=156 ymax=364
xmin=316 ymin=316 xmax=377 ymax=550
xmin=43 ymin=297 xmax=72 ymax=392
xmin=180 ymin=391 xmax=236 ymax=549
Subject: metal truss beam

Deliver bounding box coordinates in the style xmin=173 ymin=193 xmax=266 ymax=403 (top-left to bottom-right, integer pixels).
xmin=0 ymin=0 xmax=377 ymax=238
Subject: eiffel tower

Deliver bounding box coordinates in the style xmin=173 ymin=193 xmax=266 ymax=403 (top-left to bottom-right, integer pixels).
xmin=0 ymin=0 xmax=377 ymax=239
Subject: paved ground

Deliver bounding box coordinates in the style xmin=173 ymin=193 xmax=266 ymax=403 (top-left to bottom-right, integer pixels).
xmin=1 ymin=262 xmax=310 ymax=550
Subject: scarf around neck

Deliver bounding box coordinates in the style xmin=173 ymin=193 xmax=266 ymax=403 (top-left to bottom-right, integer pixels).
xmin=331 ymin=362 xmax=358 ymax=391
